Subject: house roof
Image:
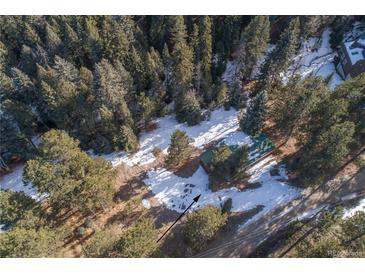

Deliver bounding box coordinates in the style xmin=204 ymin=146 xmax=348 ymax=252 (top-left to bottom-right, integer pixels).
xmin=200 ymin=145 xmax=238 ymax=166
xmin=343 ymin=35 xmax=365 ymax=65
xmin=200 ymin=133 xmax=274 ymax=166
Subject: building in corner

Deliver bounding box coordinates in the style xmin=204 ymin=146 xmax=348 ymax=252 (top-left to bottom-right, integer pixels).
xmin=336 ymin=34 xmax=365 ymax=79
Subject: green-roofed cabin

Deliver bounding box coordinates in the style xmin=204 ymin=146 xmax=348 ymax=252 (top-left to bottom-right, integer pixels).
xmin=199 ymin=133 xmax=274 ymax=173
xmin=200 ymin=145 xmax=238 ymax=173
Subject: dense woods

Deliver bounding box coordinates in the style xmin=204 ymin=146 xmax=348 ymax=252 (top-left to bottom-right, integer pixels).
xmin=0 ymin=15 xmax=364 ymax=258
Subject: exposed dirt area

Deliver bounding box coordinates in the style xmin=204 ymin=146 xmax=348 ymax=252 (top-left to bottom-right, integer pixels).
xmin=60 ymin=156 xmax=181 ymax=257
xmin=173 ymin=148 xmax=202 ymax=178
xmin=194 ymin=205 xmax=265 ymax=257
xmin=158 ymin=205 xmax=265 ymax=258
xmin=211 ymin=178 xmax=262 ymax=192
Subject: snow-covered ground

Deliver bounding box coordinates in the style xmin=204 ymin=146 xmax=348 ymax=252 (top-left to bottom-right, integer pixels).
xmin=144 ymin=154 xmax=300 ymax=226
xmin=101 ymin=107 xmax=241 ymax=167
xmin=343 ymin=198 xmax=365 ymax=219
xmin=222 ymin=59 xmax=240 ymax=85
xmin=0 ymin=106 xmax=301 ymax=229
xmin=284 ymin=29 xmax=343 ymax=90
xmin=0 ymin=165 xmax=41 ymax=200
xmin=0 ymin=165 xmax=42 ymax=233
xmin=219 ymin=131 xmax=252 ymax=147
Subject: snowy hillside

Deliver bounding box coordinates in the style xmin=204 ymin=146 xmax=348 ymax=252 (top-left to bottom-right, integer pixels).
xmin=343 ymin=198 xmax=365 ymax=218
xmin=0 ymin=165 xmax=40 ymax=200
xmin=144 ymin=157 xmax=300 ymax=226
xmin=283 ymin=29 xmax=343 ymax=90
xmin=100 ymin=108 xmax=241 ymax=167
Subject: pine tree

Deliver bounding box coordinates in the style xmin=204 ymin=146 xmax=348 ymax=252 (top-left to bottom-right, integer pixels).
xmin=0 ymin=113 xmax=33 ymax=166
xmin=0 ymin=227 xmax=64 ymax=257
xmin=18 ymin=45 xmax=37 ymax=76
xmin=162 ymin=43 xmax=173 ymax=98
xmin=215 ymin=83 xmax=229 ymax=107
xmin=199 ymin=16 xmax=213 ymax=101
xmin=23 ymin=130 xmax=116 ymax=214
xmin=233 ymin=145 xmax=250 ymax=181
xmin=210 ymin=144 xmax=233 ymax=181
xmin=332 ymin=74 xmax=365 ymax=146
xmin=230 ymin=80 xmax=249 ymax=109
xmin=240 ymin=90 xmax=267 ymax=136
xmin=256 ymin=17 xmax=300 ymax=95
xmin=341 ymin=212 xmax=365 ymax=253
xmin=44 ymin=22 xmax=62 ymax=56
xmin=299 ymin=16 xmax=324 ymax=39
xmin=166 ymin=130 xmax=193 ymax=168
xmin=81 ymin=16 xmax=102 ymax=64
xmin=298 ymin=121 xmax=355 ymax=185
xmin=92 ymin=59 xmax=135 ymax=150
xmin=9 ymin=68 xmax=36 ymax=105
xmin=118 ymin=125 xmax=139 ymax=153
xmin=184 ymin=206 xmax=227 ymax=253
xmin=170 ymin=16 xmax=194 ymax=101
xmin=175 ymin=90 xmax=203 ymax=126
xmin=127 ymin=46 xmax=148 ymax=91
xmin=0 ymin=190 xmax=37 ymax=226
xmin=115 ymin=217 xmax=158 ymax=258
xmin=83 ymin=228 xmax=119 ymax=258
xmin=0 ymin=41 xmax=8 ymax=71
xmin=22 ymin=22 xmax=41 ymax=48
xmin=135 ymin=92 xmax=158 ymax=129
xmin=329 ymin=16 xmax=352 ymax=49
xmin=93 ymin=59 xmax=132 ymax=110
xmin=191 ymin=22 xmax=201 ymax=94
xmin=272 ymin=76 xmax=329 ymax=138
xmin=146 ymin=47 xmax=166 ymax=112
xmin=239 ymin=16 xmax=270 ymax=81
xmin=100 ymin=16 xmax=131 ymax=65
xmin=2 ymin=99 xmax=38 ymax=149
xmin=61 ymin=22 xmax=80 ymax=62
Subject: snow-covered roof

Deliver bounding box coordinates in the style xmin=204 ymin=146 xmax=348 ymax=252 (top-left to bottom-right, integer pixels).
xmin=343 ymin=36 xmax=365 ymax=65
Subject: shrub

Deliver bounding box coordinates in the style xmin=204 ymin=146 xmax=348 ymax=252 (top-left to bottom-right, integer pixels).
xmin=115 ymin=217 xmax=158 ymax=257
xmin=215 ymin=83 xmax=229 ymax=107
xmin=0 ymin=190 xmax=37 ymax=226
xmin=83 ymin=229 xmax=119 ymax=258
xmin=209 ymin=144 xmax=233 ymax=181
xmin=209 ymin=144 xmax=250 ymax=186
xmin=0 ymin=227 xmax=64 ymax=257
xmin=119 ymin=125 xmax=139 ymax=153
xmin=184 ymin=206 xmax=227 ymax=252
xmin=152 ymin=147 xmax=162 ymax=158
xmin=166 ymin=130 xmax=193 ymax=168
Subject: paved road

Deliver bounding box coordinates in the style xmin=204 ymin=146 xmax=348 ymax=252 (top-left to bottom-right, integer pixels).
xmin=195 ymin=168 xmax=365 ymax=257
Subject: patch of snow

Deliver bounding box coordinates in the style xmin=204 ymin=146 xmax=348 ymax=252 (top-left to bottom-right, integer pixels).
xmin=219 ymin=131 xmax=253 ymax=147
xmin=143 ymin=156 xmax=300 ymax=226
xmin=296 ymin=205 xmax=327 ymax=221
xmin=343 ymin=198 xmax=365 ymax=219
xmin=0 ymin=165 xmax=41 ymax=200
xmin=0 ymin=224 xmax=6 ymax=234
xmin=142 ymin=199 xmax=151 ymax=209
xmin=100 ymin=107 xmax=240 ymax=167
xmin=341 ymin=193 xmax=359 ymax=201
xmin=284 ymin=29 xmax=343 ymax=90
xmin=31 ymin=135 xmax=42 ymax=147
xmin=222 ymin=60 xmax=240 ymax=84
xmin=251 ymin=44 xmax=275 ymax=79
